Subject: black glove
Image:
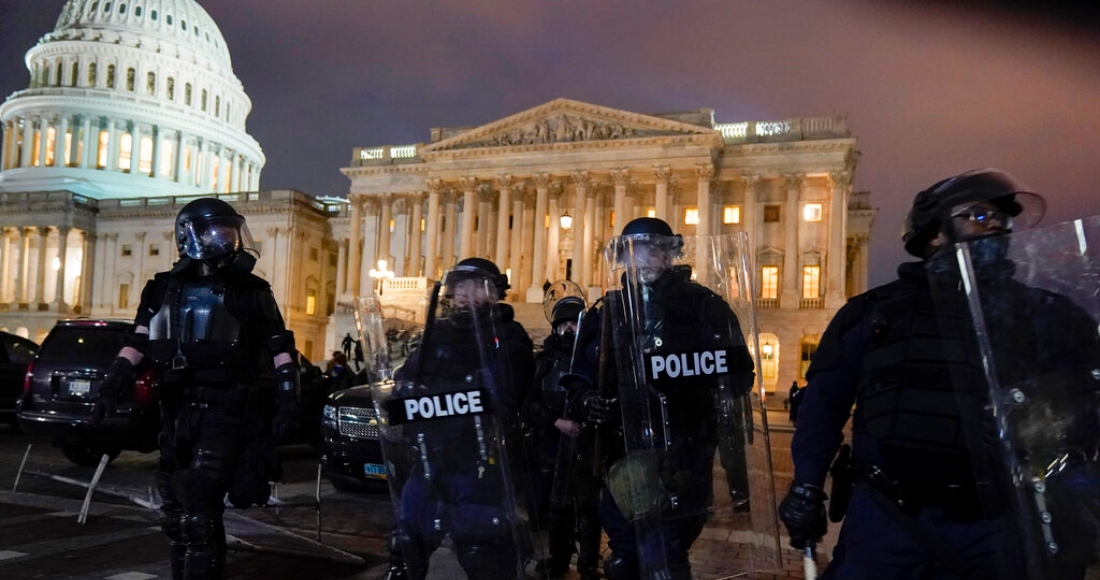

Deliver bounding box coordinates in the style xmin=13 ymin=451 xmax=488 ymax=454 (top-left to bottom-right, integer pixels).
xmin=92 ymin=357 xmax=133 ymax=426
xmin=579 ymin=392 xmax=613 ymax=423
xmin=272 ymin=362 xmax=300 ymax=443
xmin=778 ymin=481 xmax=828 ymax=549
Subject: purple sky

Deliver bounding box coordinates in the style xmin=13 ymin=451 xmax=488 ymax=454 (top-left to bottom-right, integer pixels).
xmin=2 ymin=1 xmax=1098 ymax=287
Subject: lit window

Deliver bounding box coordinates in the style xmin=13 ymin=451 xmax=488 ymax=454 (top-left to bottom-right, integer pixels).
xmin=45 ymin=127 xmax=56 ymax=166
xmin=97 ymin=130 xmax=109 ymax=168
xmin=64 ymin=129 xmax=74 ymax=166
xmin=138 ymin=136 xmax=153 ymax=174
xmin=149 ymin=244 xmax=159 ymax=256
xmin=802 ymin=266 xmax=820 ymax=299
xmin=684 ymin=208 xmax=699 ymax=225
xmin=609 ymin=210 xmax=615 ymax=228
xmin=118 ymin=283 xmax=129 ymax=309
xmin=761 ymin=266 xmax=779 ymax=300
xmin=646 ymin=208 xmax=656 ymax=218
xmin=389 ymin=218 xmax=395 ymax=233
xmin=121 ymin=244 xmax=132 ymax=257
xmin=803 ymin=203 xmax=823 ymax=222
xmin=800 ymin=340 xmax=819 ymax=379
xmin=420 ymin=218 xmax=425 ymax=232
xmin=306 ymin=289 xmax=317 ymax=316
xmin=118 ymin=133 xmax=132 ymax=171
xmin=723 ymin=206 xmax=740 ymax=224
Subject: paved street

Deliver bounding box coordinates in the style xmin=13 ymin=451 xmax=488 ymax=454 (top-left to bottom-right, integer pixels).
xmin=0 ymin=421 xmax=821 ymax=579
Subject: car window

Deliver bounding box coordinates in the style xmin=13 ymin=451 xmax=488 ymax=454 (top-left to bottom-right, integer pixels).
xmin=39 ymin=327 xmax=126 ymax=363
xmin=3 ymin=335 xmax=38 ymax=364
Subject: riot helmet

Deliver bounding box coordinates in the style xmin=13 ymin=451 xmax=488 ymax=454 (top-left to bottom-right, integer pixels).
xmin=175 ymin=198 xmax=255 ymax=265
xmin=612 ymin=217 xmax=684 ymax=284
xmin=902 ymin=169 xmax=1045 ymax=258
xmin=442 ymin=257 xmax=509 ymax=308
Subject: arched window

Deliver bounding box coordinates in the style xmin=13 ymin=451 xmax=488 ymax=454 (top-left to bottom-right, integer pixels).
xmin=759 ymin=333 xmax=780 ymax=389
xmin=96 ymin=129 xmax=109 ymax=168
xmin=799 ymin=336 xmax=820 ymax=380
xmin=225 ymin=102 xmax=230 ymax=122
xmin=126 ymin=67 xmax=135 ymax=91
xmin=166 ymin=14 xmax=172 ymax=25
xmin=150 ymin=9 xmax=156 ymax=20
xmin=119 ymin=3 xmax=126 ymax=14
xmin=166 ymin=77 xmax=174 ymax=100
xmin=104 ymin=2 xmax=111 ymax=12
xmin=87 ymin=62 xmax=97 ymax=86
xmin=201 ymin=89 xmax=207 ymax=111
xmin=214 ymin=96 xmax=220 ymax=117
xmin=181 ymin=20 xmax=187 ymax=31
xmin=135 ymin=6 xmax=141 ymax=17
xmin=184 ymin=83 xmax=192 ymax=105
xmin=71 ymin=62 xmax=79 ymax=87
xmin=146 ymin=71 xmax=155 ymax=95
xmin=55 ymin=61 xmax=63 ymax=86
xmin=118 ymin=132 xmax=133 ymax=171
xmin=106 ymin=64 xmax=116 ymax=88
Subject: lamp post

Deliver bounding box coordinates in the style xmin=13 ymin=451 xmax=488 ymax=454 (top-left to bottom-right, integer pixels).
xmin=369 ymin=259 xmax=394 ymax=296
xmin=559 ymin=214 xmax=573 ymax=230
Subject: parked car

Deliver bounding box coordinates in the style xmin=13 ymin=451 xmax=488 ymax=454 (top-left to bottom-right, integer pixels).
xmin=0 ymin=331 xmax=38 ymax=427
xmin=17 ymin=319 xmax=160 ymax=466
xmin=317 ymin=384 xmax=387 ymax=492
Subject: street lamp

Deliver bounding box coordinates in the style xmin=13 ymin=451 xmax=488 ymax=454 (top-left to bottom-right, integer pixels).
xmin=559 ymin=214 xmax=573 ymax=230
xmin=369 ymin=259 xmax=394 ymax=295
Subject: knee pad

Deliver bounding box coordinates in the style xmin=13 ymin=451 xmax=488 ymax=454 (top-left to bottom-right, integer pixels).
xmin=192 ymin=441 xmax=233 ymax=476
xmin=180 ymin=511 xmax=217 ymax=546
xmin=604 ymin=553 xmax=639 ymax=580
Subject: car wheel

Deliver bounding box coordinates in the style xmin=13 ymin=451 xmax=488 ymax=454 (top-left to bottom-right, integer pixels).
xmin=61 ymin=443 xmax=122 ymax=467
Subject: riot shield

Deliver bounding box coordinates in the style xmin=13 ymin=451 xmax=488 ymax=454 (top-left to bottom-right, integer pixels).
xmin=355 ymin=275 xmax=540 ymax=580
xmin=601 ymin=231 xmax=782 ymax=578
xmin=930 ymin=217 xmax=1100 ymax=580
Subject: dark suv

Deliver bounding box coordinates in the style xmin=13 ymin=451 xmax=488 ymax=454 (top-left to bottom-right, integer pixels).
xmin=317 ymin=383 xmax=387 ymax=492
xmin=1 ymin=331 xmax=39 ymax=427
xmin=17 ymin=319 xmax=160 ymax=466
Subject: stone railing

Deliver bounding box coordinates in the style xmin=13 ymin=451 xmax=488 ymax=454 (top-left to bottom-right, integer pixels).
xmin=382 ymin=277 xmax=429 ymax=292
xmin=714 ymin=116 xmax=849 ymax=144
xmin=799 ymin=297 xmax=824 ymax=310
xmin=351 ymin=144 xmax=421 ymax=166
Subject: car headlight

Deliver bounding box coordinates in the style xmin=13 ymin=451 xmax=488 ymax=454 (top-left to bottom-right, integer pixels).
xmin=322 ymin=404 xmax=338 ymax=430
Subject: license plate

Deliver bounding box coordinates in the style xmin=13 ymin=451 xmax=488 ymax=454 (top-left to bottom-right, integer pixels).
xmin=68 ymin=379 xmax=91 ymax=397
xmin=363 ymin=463 xmax=387 ymax=479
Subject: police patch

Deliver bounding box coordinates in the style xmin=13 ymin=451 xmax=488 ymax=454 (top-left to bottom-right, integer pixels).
xmin=644 ymin=349 xmax=732 ymax=385
xmin=384 ymin=389 xmax=488 ymax=425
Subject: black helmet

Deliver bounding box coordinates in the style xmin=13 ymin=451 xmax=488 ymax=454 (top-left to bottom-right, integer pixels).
xmin=902 ymin=169 xmax=1045 ymax=257
xmin=444 ymin=257 xmax=510 ymax=300
xmin=551 ymin=296 xmax=585 ymax=327
xmin=175 ymin=197 xmax=251 ymax=261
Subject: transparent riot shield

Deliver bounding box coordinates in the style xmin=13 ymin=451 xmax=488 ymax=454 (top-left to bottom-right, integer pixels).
xmin=930 ymin=217 xmax=1100 ymax=580
xmin=355 ymin=279 xmax=540 ymax=580
xmin=602 ymin=231 xmax=782 ymax=578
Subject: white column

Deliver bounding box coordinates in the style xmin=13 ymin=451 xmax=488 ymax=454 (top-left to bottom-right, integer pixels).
xmin=509 ymin=188 xmax=524 ymax=292
xmin=442 ymin=192 xmax=457 ymax=271
xmin=336 ymin=238 xmax=348 ymax=296
xmin=424 ymin=181 xmax=443 ymax=280
xmin=377 ymin=194 xmax=393 ymax=265
xmin=654 ymin=165 xmax=671 ymax=222
xmin=78 ymin=230 xmax=93 ymax=314
xmin=37 ymin=117 xmax=50 ymax=167
xmin=0 ymin=229 xmax=13 ymax=302
xmin=459 ymin=176 xmax=478 ymax=259
xmin=57 ymin=115 xmax=70 ymax=167
xmin=527 ymin=173 xmax=551 ymax=299
xmin=54 ymin=227 xmax=70 ymax=306
xmin=408 ymin=193 xmax=424 ymax=276
xmin=782 ymin=173 xmax=803 ymax=307
xmin=150 ymin=125 xmax=161 ymax=177
xmin=34 ymin=228 xmax=49 ymax=306
xmin=696 ymin=163 xmax=714 ymax=239
xmin=175 ymin=131 xmax=187 ymax=183
xmin=611 ymin=169 xmax=630 ymax=233
xmin=477 ymin=187 xmax=492 ymax=258
xmin=81 ymin=116 xmax=94 ymax=169
xmin=547 ymin=185 xmax=562 ymax=282
xmin=20 ymin=116 xmax=34 ymax=168
xmin=570 ymin=171 xmax=588 ymax=285
xmin=581 ymin=183 xmax=596 ymax=289
xmin=826 ymin=171 xmax=851 ymax=308
xmin=520 ymin=190 xmax=535 ymax=295
xmin=18 ymin=228 xmax=32 ymax=304
xmin=495 ymin=174 xmax=514 ymax=268
xmin=347 ymin=194 xmax=362 ymax=297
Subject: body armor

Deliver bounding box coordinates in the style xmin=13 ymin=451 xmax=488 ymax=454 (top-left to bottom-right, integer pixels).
xmin=148 ymin=277 xmax=245 ymax=382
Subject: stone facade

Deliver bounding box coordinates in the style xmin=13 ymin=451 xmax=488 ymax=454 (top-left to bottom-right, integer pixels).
xmin=338 ymin=99 xmax=877 ymax=395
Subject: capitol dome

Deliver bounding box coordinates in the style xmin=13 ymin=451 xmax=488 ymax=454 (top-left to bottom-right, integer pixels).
xmin=0 ymin=0 xmax=264 ymax=199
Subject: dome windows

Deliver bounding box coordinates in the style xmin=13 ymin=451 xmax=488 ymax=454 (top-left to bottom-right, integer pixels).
xmin=146 ymin=72 xmax=155 ymax=96
xmin=167 ymin=15 xmax=172 ymax=25
xmin=119 ymin=4 xmax=126 ymax=15
xmin=135 ymin=6 xmax=141 ymax=18
xmin=126 ymin=67 xmax=135 ymax=91
xmin=88 ymin=63 xmax=97 ymax=86
xmin=104 ymin=3 xmax=111 ymax=13
xmin=182 ymin=20 xmax=187 ymax=31
xmin=167 ymin=77 xmax=175 ymax=100
xmin=106 ymin=64 xmax=115 ymax=89
xmin=151 ymin=10 xmax=157 ymax=21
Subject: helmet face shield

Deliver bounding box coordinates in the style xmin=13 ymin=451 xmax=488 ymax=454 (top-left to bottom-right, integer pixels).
xmin=440 ymin=274 xmax=496 ymax=314
xmin=179 ymin=215 xmax=252 ymax=260
xmin=609 ymin=233 xmax=684 ymax=285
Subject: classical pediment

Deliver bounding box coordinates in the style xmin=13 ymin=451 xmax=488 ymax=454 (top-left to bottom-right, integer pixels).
xmin=419 ymin=98 xmax=720 ymax=154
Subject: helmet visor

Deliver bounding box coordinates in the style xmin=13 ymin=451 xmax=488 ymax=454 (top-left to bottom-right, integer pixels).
xmin=179 ymin=215 xmax=253 ymax=260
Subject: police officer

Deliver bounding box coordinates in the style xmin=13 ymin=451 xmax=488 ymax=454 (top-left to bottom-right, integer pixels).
xmin=524 ymin=295 xmax=602 ymax=579
xmin=387 ymin=257 xmax=536 ymax=580
xmin=779 ymin=169 xmax=1099 ymax=579
xmin=566 ymin=217 xmax=755 ymax=580
xmin=92 ymin=198 xmax=299 ymax=580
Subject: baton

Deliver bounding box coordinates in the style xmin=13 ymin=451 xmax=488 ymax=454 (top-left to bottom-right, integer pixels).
xmin=803 ymin=541 xmax=817 ymax=580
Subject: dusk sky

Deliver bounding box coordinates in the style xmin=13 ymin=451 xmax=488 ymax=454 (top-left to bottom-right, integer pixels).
xmin=2 ymin=1 xmax=1098 ymax=287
